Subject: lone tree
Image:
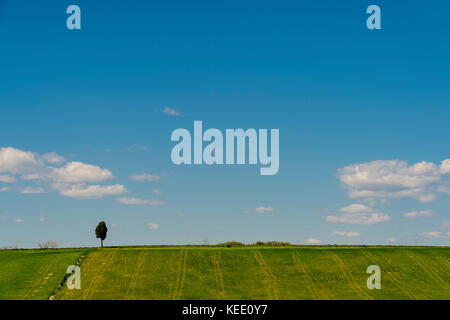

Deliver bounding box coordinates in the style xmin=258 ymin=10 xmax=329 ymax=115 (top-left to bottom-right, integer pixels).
xmin=95 ymin=221 xmax=108 ymax=248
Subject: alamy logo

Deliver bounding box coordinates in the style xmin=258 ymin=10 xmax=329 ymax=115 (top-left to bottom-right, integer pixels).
xmin=171 ymin=121 xmax=279 ymax=175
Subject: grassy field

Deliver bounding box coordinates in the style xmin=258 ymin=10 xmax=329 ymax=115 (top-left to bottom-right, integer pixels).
xmin=1 ymin=246 xmax=449 ymax=300
xmin=0 ymin=249 xmax=86 ymax=300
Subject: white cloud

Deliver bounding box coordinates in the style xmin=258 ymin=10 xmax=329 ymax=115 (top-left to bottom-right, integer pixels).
xmin=255 ymin=206 xmax=274 ymax=213
xmin=117 ymin=197 xmax=165 ymax=206
xmin=20 ymin=187 xmax=46 ymax=194
xmin=42 ymin=152 xmax=66 ymax=165
xmin=328 ymin=203 xmax=390 ymax=225
xmin=57 ymin=184 xmax=128 ymax=199
xmin=162 ymin=107 xmax=181 ymax=116
xmin=331 ymin=230 xmax=360 ymax=237
xmin=305 ymin=238 xmax=323 ymax=244
xmin=130 ymin=173 xmax=161 ymax=182
xmin=15 ymin=218 xmax=24 ymax=223
xmin=340 ymin=204 xmax=373 ymax=213
xmin=327 ymin=210 xmax=390 ymax=225
xmin=0 ymin=147 xmax=39 ymax=174
xmin=420 ymin=231 xmax=450 ymax=239
xmin=337 ymin=160 xmax=441 ymax=203
xmin=0 ymin=175 xmax=17 ymax=183
xmin=148 ymin=223 xmax=159 ymax=230
xmin=39 ymin=217 xmax=45 ymax=222
xmin=153 ymin=189 xmax=162 ymax=195
xmin=386 ymin=238 xmax=398 ymax=244
xmin=403 ymin=209 xmax=433 ymax=218
xmin=53 ymin=162 xmax=113 ymax=183
xmin=0 ymin=187 xmax=10 ymax=192
xmin=440 ymin=159 xmax=450 ymax=174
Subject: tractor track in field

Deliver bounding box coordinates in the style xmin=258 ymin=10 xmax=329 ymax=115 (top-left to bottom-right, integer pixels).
xmin=361 ymin=250 xmax=422 ymax=300
xmin=291 ymin=251 xmax=320 ymax=300
xmin=126 ymin=251 xmax=147 ymax=299
xmin=324 ymin=250 xmax=372 ymax=300
xmin=170 ymin=249 xmax=187 ymax=300
xmin=213 ymin=251 xmax=225 ymax=299
xmin=253 ymin=250 xmax=279 ymax=300
xmin=406 ymin=251 xmax=449 ymax=290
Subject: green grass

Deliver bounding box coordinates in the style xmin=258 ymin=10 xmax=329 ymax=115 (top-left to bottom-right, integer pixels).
xmin=1 ymin=246 xmax=449 ymax=300
xmin=0 ymin=249 xmax=87 ymax=300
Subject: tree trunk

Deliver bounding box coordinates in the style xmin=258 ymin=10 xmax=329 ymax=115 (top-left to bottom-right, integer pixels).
xmin=101 ymin=239 xmax=103 ymax=248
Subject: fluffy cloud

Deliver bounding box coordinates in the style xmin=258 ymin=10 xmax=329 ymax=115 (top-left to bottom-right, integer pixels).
xmin=0 ymin=175 xmax=17 ymax=183
xmin=15 ymin=218 xmax=24 ymax=223
xmin=20 ymin=187 xmax=47 ymax=194
xmin=420 ymin=231 xmax=450 ymax=239
xmin=337 ymin=160 xmax=449 ymax=203
xmin=148 ymin=223 xmax=159 ymax=230
xmin=53 ymin=162 xmax=113 ymax=183
xmin=255 ymin=206 xmax=274 ymax=213
xmin=0 ymin=187 xmax=10 ymax=192
xmin=162 ymin=107 xmax=181 ymax=116
xmin=42 ymin=152 xmax=66 ymax=165
xmin=57 ymin=184 xmax=128 ymax=199
xmin=0 ymin=147 xmax=124 ymax=199
xmin=130 ymin=173 xmax=161 ymax=182
xmin=339 ymin=204 xmax=372 ymax=213
xmin=305 ymin=238 xmax=323 ymax=244
xmin=0 ymin=147 xmax=39 ymax=174
xmin=440 ymin=159 xmax=450 ymax=174
xmin=117 ymin=197 xmax=165 ymax=206
xmin=403 ymin=209 xmax=433 ymax=218
xmin=327 ymin=204 xmax=390 ymax=225
xmin=331 ymin=230 xmax=360 ymax=237
xmin=386 ymin=238 xmax=398 ymax=244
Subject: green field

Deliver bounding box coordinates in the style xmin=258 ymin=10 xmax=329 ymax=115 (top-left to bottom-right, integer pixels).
xmin=0 ymin=246 xmax=449 ymax=300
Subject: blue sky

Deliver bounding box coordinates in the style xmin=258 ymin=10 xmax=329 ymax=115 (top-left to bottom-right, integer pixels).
xmin=1 ymin=0 xmax=449 ymax=248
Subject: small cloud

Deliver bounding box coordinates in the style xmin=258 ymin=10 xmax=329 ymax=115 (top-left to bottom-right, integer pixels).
xmin=386 ymin=237 xmax=398 ymax=244
xmin=0 ymin=175 xmax=17 ymax=183
xmin=130 ymin=173 xmax=161 ymax=182
xmin=39 ymin=217 xmax=45 ymax=222
xmin=20 ymin=187 xmax=47 ymax=194
xmin=162 ymin=107 xmax=181 ymax=116
xmin=403 ymin=210 xmax=433 ymax=218
xmin=177 ymin=213 xmax=184 ymax=218
xmin=148 ymin=223 xmax=159 ymax=230
xmin=57 ymin=184 xmax=128 ymax=199
xmin=243 ymin=209 xmax=249 ymax=214
xmin=118 ymin=197 xmax=165 ymax=206
xmin=305 ymin=238 xmax=323 ymax=245
xmin=15 ymin=218 xmax=24 ymax=223
xmin=331 ymin=230 xmax=360 ymax=237
xmin=340 ymin=204 xmax=373 ymax=213
xmin=0 ymin=187 xmax=11 ymax=192
xmin=420 ymin=231 xmax=450 ymax=239
xmin=255 ymin=206 xmax=274 ymax=213
xmin=327 ymin=204 xmax=390 ymax=225
xmin=153 ymin=189 xmax=162 ymax=196
xmin=42 ymin=152 xmax=66 ymax=165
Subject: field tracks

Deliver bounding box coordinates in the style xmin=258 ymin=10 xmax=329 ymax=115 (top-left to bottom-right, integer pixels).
xmin=253 ymin=250 xmax=280 ymax=300
xmin=291 ymin=251 xmax=320 ymax=299
xmin=212 ymin=251 xmax=225 ymax=299
xmin=323 ymin=250 xmax=372 ymax=299
xmin=126 ymin=251 xmax=147 ymax=298
xmin=406 ymin=251 xmax=449 ymax=290
xmin=361 ymin=250 xmax=422 ymax=299
xmin=170 ymin=249 xmax=187 ymax=299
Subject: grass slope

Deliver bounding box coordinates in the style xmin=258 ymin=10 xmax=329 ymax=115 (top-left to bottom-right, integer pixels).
xmin=1 ymin=247 xmax=449 ymax=300
xmin=0 ymin=249 xmax=86 ymax=300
